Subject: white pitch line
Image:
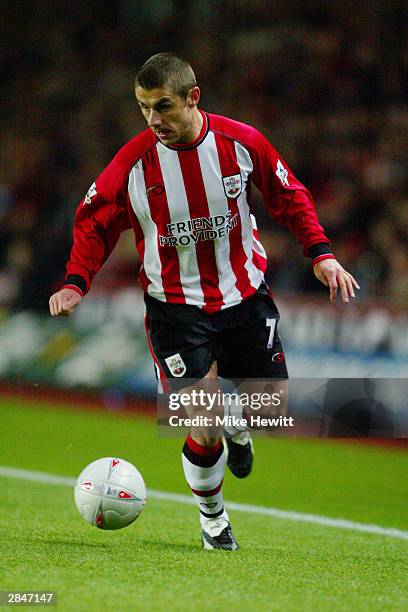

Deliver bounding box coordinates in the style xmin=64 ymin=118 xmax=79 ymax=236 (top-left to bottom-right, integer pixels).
xmin=1 ymin=465 xmax=407 ymax=542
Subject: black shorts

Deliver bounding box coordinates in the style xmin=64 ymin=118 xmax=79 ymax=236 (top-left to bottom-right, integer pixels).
xmin=144 ymin=283 xmax=288 ymax=386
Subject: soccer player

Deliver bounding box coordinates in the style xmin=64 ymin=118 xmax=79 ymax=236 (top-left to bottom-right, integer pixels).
xmin=49 ymin=53 xmax=359 ymax=551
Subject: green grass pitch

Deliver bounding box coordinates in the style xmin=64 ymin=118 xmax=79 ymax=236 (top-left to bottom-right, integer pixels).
xmin=0 ymin=396 xmax=407 ymax=611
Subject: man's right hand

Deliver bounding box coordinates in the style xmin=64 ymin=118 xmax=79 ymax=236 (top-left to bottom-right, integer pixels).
xmin=49 ymin=288 xmax=82 ymax=317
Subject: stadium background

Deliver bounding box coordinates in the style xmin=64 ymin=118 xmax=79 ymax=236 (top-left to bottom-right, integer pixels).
xmin=1 ymin=3 xmax=407 ymax=610
xmin=1 ymin=0 xmax=408 ymax=395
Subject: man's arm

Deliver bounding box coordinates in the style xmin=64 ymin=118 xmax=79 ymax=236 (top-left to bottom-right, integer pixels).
xmin=49 ymin=179 xmax=131 ymax=317
xmin=249 ymin=130 xmax=359 ymax=302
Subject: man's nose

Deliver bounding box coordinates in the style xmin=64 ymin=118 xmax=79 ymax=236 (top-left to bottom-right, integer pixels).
xmin=148 ymin=110 xmax=162 ymax=127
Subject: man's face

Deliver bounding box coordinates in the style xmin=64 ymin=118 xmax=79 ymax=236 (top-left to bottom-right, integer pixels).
xmin=135 ymin=84 xmax=199 ymax=145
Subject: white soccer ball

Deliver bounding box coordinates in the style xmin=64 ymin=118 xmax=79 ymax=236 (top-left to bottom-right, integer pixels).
xmin=74 ymin=457 xmax=146 ymax=530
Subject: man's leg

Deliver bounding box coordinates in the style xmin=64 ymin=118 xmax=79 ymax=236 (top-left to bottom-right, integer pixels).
xmin=218 ymin=287 xmax=289 ymax=478
xmin=180 ymin=362 xmax=239 ymax=550
xmin=144 ymin=299 xmax=239 ymax=550
xmin=222 ymin=377 xmax=288 ymax=480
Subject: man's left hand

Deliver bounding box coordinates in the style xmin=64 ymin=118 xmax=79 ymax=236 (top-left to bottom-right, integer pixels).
xmin=313 ymin=259 xmax=360 ymax=303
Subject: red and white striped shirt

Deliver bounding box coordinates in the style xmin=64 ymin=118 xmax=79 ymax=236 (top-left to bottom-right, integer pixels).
xmin=66 ymin=110 xmax=329 ymax=312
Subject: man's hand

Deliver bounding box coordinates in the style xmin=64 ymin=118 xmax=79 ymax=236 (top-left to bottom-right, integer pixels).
xmin=49 ymin=288 xmax=82 ymax=316
xmin=313 ymin=259 xmax=360 ymax=303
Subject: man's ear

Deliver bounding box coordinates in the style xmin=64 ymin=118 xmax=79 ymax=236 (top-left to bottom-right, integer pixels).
xmin=187 ymin=86 xmax=200 ymax=107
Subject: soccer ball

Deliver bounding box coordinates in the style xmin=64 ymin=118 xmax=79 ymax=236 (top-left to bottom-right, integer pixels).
xmin=74 ymin=457 xmax=146 ymax=530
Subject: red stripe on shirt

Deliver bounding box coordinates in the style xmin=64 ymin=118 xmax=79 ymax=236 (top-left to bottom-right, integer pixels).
xmin=127 ymin=194 xmax=150 ymax=290
xmin=252 ymin=226 xmax=268 ymax=271
xmin=213 ymin=134 xmax=254 ymax=299
xmin=177 ymin=149 xmax=224 ymax=311
xmin=143 ymin=147 xmax=185 ymax=303
xmin=252 ymin=249 xmax=268 ymax=271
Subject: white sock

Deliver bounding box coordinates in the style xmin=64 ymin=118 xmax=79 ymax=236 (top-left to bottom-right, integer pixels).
xmin=182 ymin=435 xmax=227 ymax=524
xmin=223 ymin=394 xmax=248 ymax=437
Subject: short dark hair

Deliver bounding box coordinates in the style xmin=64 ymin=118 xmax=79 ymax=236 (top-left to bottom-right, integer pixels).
xmin=135 ymin=53 xmax=197 ymax=99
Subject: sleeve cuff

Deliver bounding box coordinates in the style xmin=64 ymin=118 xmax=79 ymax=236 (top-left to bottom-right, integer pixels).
xmin=63 ymin=284 xmax=85 ymax=297
xmin=311 ymin=253 xmax=337 ymax=266
xmin=307 ymin=242 xmax=332 ymax=259
xmin=64 ymin=274 xmax=87 ymax=295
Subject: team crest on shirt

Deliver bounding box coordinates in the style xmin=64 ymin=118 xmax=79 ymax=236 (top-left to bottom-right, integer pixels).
xmin=222 ymin=174 xmax=242 ymax=199
xmin=84 ymin=181 xmax=97 ymax=205
xmin=165 ymin=353 xmax=186 ymax=377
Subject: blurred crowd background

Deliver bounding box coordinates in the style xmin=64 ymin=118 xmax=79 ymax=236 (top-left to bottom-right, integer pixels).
xmin=1 ymin=0 xmax=407 ymax=313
